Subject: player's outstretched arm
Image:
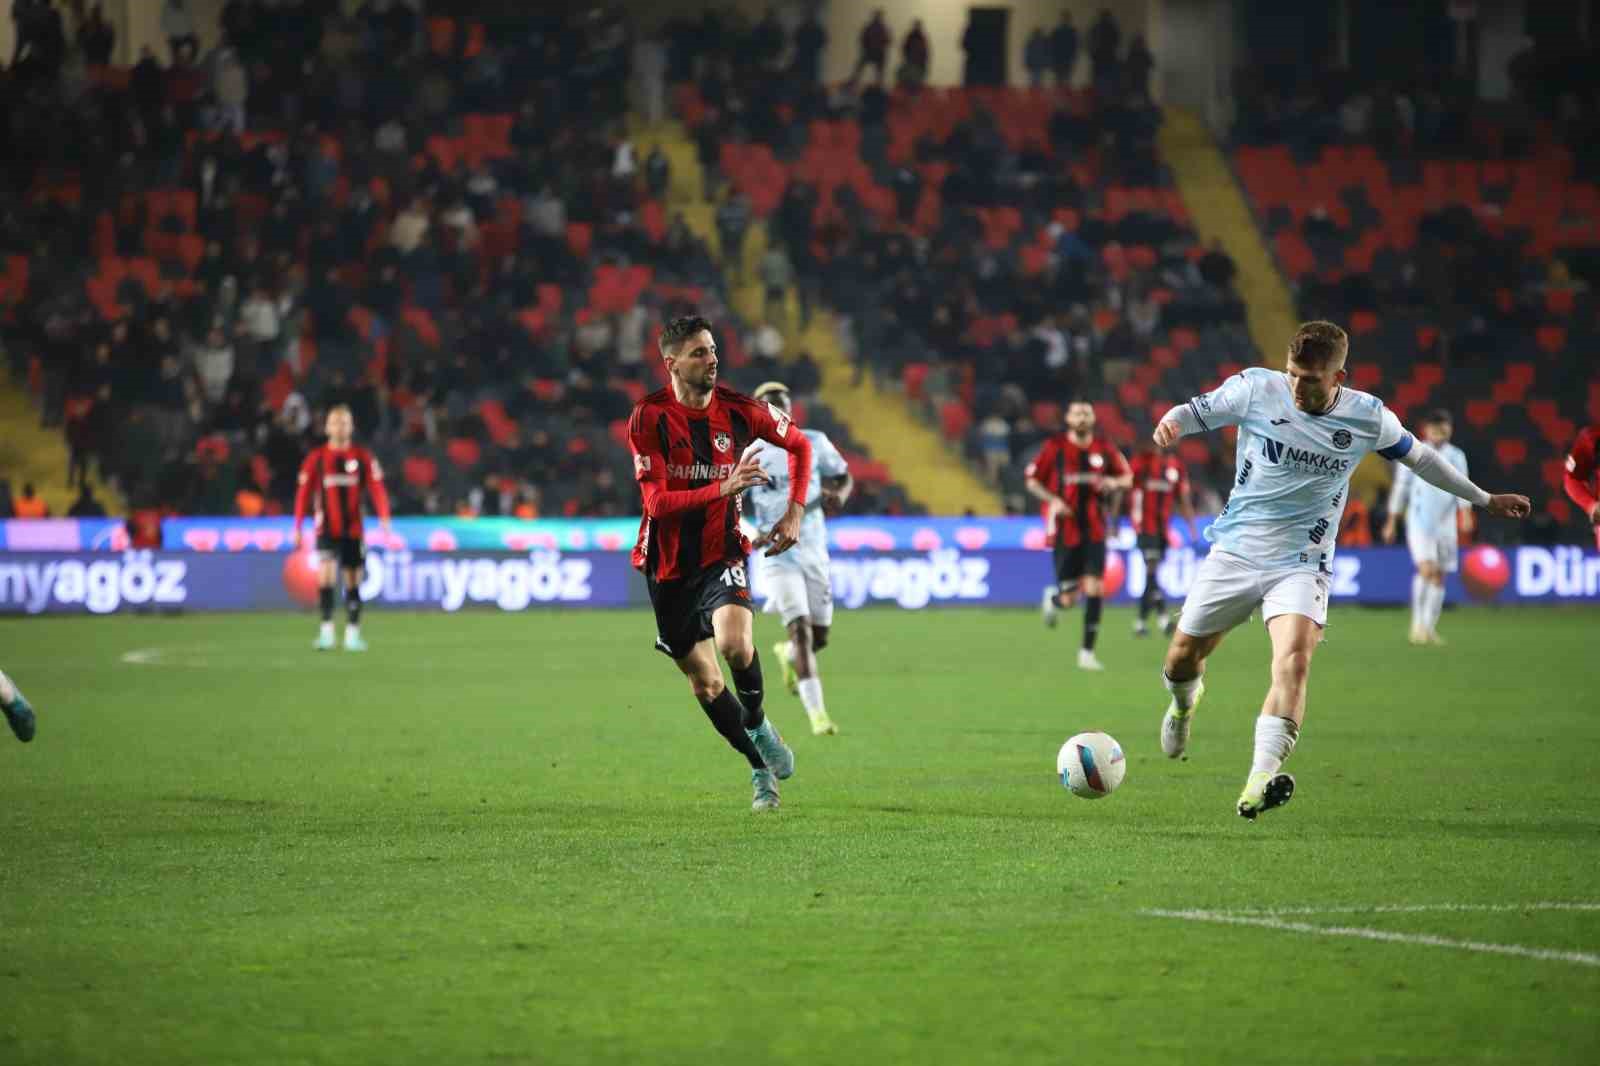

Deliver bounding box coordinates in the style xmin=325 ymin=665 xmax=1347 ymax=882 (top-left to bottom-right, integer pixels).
xmin=1155 ymin=373 xmax=1255 ymax=445
xmin=1395 ymin=440 xmax=1530 ymax=518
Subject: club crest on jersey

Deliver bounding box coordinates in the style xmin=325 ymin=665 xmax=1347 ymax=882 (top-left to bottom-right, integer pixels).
xmin=1089 ymin=453 xmax=1105 ymax=468
xmin=1166 ymin=467 xmax=1180 ymax=482
xmin=713 ymin=432 xmax=732 ymax=453
xmin=1331 ymin=429 xmax=1353 ymax=450
xmin=345 ymin=458 xmax=360 ymax=473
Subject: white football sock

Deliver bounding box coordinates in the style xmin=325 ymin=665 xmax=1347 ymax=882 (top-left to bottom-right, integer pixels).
xmin=346 ymin=624 xmax=361 ymax=638
xmin=320 ymin=621 xmax=335 ymax=639
xmin=1250 ymin=714 xmax=1299 ymax=776
xmin=1162 ymin=671 xmax=1202 ymax=712
xmin=1424 ymin=581 xmax=1446 ymax=631
xmin=0 ymin=669 xmax=16 ymax=707
xmin=1410 ymin=574 xmax=1426 ymax=631
xmin=797 ymin=677 xmax=825 ymax=717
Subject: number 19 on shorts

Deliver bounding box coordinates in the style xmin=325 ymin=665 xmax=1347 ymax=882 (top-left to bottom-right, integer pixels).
xmin=720 ymin=563 xmax=748 ymax=588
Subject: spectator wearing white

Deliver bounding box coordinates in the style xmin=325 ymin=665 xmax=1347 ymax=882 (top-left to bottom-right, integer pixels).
xmin=439 ymin=196 xmax=479 ymax=251
xmin=213 ymin=45 xmax=249 ymax=134
xmin=390 ymin=198 xmax=431 ymax=255
xmin=525 ymin=185 xmax=566 ymax=240
xmin=238 ymin=284 xmax=282 ymax=374
xmin=759 ymin=238 xmax=795 ymax=328
xmin=189 ymin=326 xmax=235 ymax=405
xmin=754 ymin=322 xmax=784 ymax=361
xmin=634 ymin=33 xmax=667 ymax=123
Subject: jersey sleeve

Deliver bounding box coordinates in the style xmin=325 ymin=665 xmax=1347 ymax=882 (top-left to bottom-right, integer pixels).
xmin=364 ymin=451 xmax=392 ymax=523
xmin=1108 ymin=444 xmax=1132 ymax=481
xmin=1565 ymin=430 xmax=1598 ymax=512
xmin=1387 ymin=460 xmax=1414 ymax=515
xmin=749 ymin=399 xmax=812 ymax=506
xmin=814 ymin=432 xmax=849 ymax=479
xmin=1165 ymin=372 xmax=1255 ymax=435
xmin=293 ymin=450 xmax=320 ymax=530
xmin=1450 ymin=446 xmax=1472 ymax=512
xmin=1374 ymin=406 xmax=1414 ymax=460
xmin=1024 ymin=437 xmax=1057 ymax=483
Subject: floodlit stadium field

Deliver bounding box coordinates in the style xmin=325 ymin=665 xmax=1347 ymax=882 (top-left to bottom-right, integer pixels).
xmin=3 ymin=606 xmax=1597 ymax=1065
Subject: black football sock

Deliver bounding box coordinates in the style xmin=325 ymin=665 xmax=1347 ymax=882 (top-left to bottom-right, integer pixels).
xmin=731 ymin=650 xmax=765 ymax=729
xmin=319 ymin=586 xmax=335 ymax=622
xmin=345 ymin=585 xmax=362 ymax=626
xmin=699 ymin=689 xmax=766 ymax=769
xmin=1083 ymin=596 xmax=1103 ymax=651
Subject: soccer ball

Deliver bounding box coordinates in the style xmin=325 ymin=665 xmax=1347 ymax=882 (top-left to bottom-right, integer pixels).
xmin=1057 ymin=731 xmax=1126 ymax=799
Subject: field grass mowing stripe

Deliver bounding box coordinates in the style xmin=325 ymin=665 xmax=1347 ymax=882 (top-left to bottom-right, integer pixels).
xmin=1142 ymin=908 xmax=1600 ymax=967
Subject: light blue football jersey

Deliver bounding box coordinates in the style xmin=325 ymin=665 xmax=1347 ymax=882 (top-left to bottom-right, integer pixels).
xmin=744 ymin=429 xmax=849 ymax=572
xmin=1391 ymin=441 xmax=1468 ymax=535
xmin=1188 ymin=367 xmax=1412 ymax=570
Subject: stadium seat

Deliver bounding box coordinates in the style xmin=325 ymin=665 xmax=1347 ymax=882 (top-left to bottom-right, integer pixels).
xmin=446 ymin=437 xmax=482 ymax=470
xmin=1493 ymin=438 xmax=1528 ymax=469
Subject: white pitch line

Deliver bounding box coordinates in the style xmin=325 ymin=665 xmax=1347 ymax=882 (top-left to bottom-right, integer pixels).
xmin=121 ymin=648 xmax=165 ymax=665
xmin=1221 ymin=901 xmax=1600 ymax=917
xmin=1143 ymin=909 xmax=1600 ymax=968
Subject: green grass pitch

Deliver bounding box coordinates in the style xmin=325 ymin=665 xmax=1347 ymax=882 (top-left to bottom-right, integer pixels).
xmin=2 ymin=605 xmax=1598 ymax=1065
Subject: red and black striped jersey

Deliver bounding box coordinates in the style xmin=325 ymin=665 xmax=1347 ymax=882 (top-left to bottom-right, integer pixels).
xmin=628 ymin=384 xmax=812 ymax=581
xmin=1025 ymin=433 xmax=1131 ymax=547
xmin=293 ymin=444 xmax=391 ymax=540
xmin=1129 ymin=451 xmax=1190 ymax=537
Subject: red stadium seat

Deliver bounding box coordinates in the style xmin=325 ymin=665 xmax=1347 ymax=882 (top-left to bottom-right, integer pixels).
xmin=1493 ymin=438 xmax=1527 ymax=469
xmin=446 ymin=437 xmax=482 ymax=470
xmin=403 ymin=455 xmax=438 ymax=489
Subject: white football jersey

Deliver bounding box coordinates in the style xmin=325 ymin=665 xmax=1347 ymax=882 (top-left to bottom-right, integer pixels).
xmin=1190 ymin=367 xmax=1413 ymax=570
xmin=1392 ymin=441 xmax=1468 ymax=536
xmin=744 ymin=429 xmax=849 ymax=573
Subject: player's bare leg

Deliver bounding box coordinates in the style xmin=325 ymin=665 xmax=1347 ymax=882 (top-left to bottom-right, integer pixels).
xmin=674 ymin=636 xmax=778 ymax=809
xmin=342 ymin=567 xmax=367 ymax=651
xmin=0 ymin=667 xmax=37 ymax=743
xmin=1237 ymin=613 xmax=1319 ymax=819
xmin=713 ymin=602 xmax=794 ymax=787
xmin=1076 ymin=575 xmax=1105 ymax=671
xmin=786 ymin=617 xmax=837 ymax=735
xmin=1159 ymin=627 xmax=1223 ymax=757
xmin=315 ymin=556 xmax=338 ymax=650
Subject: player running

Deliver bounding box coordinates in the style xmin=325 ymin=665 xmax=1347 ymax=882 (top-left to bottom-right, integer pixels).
xmin=292 ymin=404 xmax=392 ymax=652
xmin=744 ymin=380 xmax=852 ymax=737
xmin=1 ymin=667 xmax=37 ymax=742
xmin=1563 ymin=423 xmax=1600 ymax=550
xmin=628 ymin=316 xmax=814 ymax=811
xmin=1127 ymin=439 xmax=1197 ymax=638
xmin=1026 ymin=400 xmax=1132 ymax=670
xmin=1381 ymin=410 xmax=1472 ymax=645
xmin=1150 ymin=322 xmax=1529 ymax=819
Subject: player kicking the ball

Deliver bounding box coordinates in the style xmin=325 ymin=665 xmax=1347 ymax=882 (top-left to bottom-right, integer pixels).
xmin=1382 ymin=410 xmax=1472 ymax=645
xmin=1151 ymin=322 xmax=1530 ymax=819
xmin=628 ymin=316 xmax=813 ymax=811
xmin=292 ymin=404 xmax=392 ymax=651
xmin=1 ymin=667 xmax=37 ymax=742
xmin=745 ymin=380 xmax=852 ymax=737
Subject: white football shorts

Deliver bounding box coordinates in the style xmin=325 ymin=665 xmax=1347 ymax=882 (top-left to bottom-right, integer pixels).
xmin=1178 ymin=550 xmax=1330 ymax=636
xmin=764 ymin=558 xmax=834 ymax=627
xmin=1406 ymin=525 xmax=1459 ymax=572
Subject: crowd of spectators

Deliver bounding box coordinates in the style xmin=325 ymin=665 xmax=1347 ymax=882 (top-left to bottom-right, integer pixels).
xmin=0 ymin=1 xmax=758 ymax=522
xmin=1230 ymin=31 xmax=1600 ymax=540
xmin=676 ymin=7 xmax=1246 ymax=515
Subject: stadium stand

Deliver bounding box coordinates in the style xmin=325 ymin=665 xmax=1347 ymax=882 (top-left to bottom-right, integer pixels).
xmin=0 ymin=4 xmax=910 ymax=522
xmin=1231 ymin=60 xmax=1599 ymax=542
